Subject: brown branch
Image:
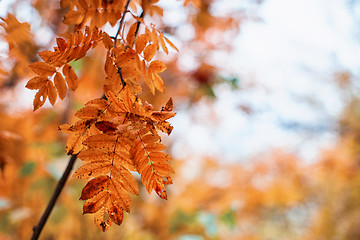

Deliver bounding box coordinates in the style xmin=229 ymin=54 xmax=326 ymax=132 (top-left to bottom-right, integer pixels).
xmin=114 ymin=0 xmax=131 ymax=48
xmin=31 ymin=154 xmax=77 ymax=240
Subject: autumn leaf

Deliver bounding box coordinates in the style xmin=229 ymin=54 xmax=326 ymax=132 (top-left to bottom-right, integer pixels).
xmin=143 ymin=44 xmax=157 ymax=62
xmin=29 ymin=62 xmax=56 ymax=77
xmin=54 ymin=72 xmax=67 ymax=99
xmin=62 ymin=64 xmax=78 ymax=91
xmin=150 ymin=60 xmax=167 ymax=73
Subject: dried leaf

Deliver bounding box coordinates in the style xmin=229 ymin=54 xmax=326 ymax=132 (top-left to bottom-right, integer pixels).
xmin=29 ymin=62 xmax=56 ymax=77
xmin=54 ymin=72 xmax=67 ymax=100
xmin=149 ymin=60 xmax=167 ymax=73
xmin=25 ymin=76 xmax=48 ymax=90
xmin=143 ymin=44 xmax=157 ymax=62
xmin=126 ymin=22 xmax=138 ymax=46
xmin=135 ymin=34 xmax=148 ymax=54
xmin=33 ymin=86 xmax=48 ymax=111
xmin=62 ymin=64 xmax=79 ymax=90
xmin=47 ymin=80 xmax=57 ymax=105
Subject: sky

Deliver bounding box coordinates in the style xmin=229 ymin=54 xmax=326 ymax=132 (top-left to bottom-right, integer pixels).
xmin=1 ymin=0 xmax=359 ymax=164
xmin=171 ymin=0 xmax=360 ymax=163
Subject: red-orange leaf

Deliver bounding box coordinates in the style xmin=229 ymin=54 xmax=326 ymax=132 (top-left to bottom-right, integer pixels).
xmin=25 ymin=76 xmax=48 ymax=90
xmin=62 ymin=64 xmax=78 ymax=90
xmin=47 ymin=80 xmax=57 ymax=105
xmin=29 ymin=62 xmax=56 ymax=77
xmin=54 ymin=72 xmax=67 ymax=99
xmin=33 ymin=86 xmax=48 ymax=111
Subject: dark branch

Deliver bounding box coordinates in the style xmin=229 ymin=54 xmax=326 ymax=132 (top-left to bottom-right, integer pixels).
xmin=131 ymin=10 xmax=145 ymax=48
xmin=31 ymin=154 xmax=77 ymax=240
xmin=114 ymin=0 xmax=131 ymax=48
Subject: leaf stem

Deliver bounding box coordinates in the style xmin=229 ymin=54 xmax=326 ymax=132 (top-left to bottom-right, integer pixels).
xmin=31 ymin=154 xmax=77 ymax=240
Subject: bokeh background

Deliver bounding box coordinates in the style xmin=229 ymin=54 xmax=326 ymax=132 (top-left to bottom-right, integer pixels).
xmin=1 ymin=0 xmax=360 ymax=239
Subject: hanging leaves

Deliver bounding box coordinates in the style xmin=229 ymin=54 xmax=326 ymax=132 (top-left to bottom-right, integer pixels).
xmin=26 ymin=0 xmax=177 ymax=232
xmin=60 ymin=85 xmax=175 ymax=231
xmin=26 ymin=26 xmax=103 ymax=110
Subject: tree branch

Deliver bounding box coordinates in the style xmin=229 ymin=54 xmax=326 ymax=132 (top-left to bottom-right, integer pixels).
xmin=31 ymin=154 xmax=77 ymax=240
xmin=114 ymin=0 xmax=131 ymax=48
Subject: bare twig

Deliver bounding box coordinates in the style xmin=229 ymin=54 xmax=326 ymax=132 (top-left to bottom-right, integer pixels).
xmin=31 ymin=154 xmax=77 ymax=240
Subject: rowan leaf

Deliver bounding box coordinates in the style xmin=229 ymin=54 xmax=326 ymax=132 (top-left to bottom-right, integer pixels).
xmin=143 ymin=44 xmax=157 ymax=62
xmin=62 ymin=64 xmax=79 ymax=90
xmin=47 ymin=80 xmax=57 ymax=105
xmin=126 ymin=22 xmax=138 ymax=46
xmin=29 ymin=62 xmax=56 ymax=77
xmin=25 ymin=76 xmax=48 ymax=90
xmin=164 ymin=36 xmax=179 ymax=52
xmin=54 ymin=72 xmax=67 ymax=99
xmin=38 ymin=51 xmax=55 ymax=63
xmin=33 ymin=86 xmax=48 ymax=111
xmin=152 ymin=73 xmax=165 ymax=92
xmin=149 ymin=60 xmax=167 ymax=73
xmin=135 ymin=34 xmax=148 ymax=54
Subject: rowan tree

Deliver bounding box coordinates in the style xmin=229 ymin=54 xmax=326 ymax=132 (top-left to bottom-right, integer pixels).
xmin=0 ymin=0 xmax=250 ymax=239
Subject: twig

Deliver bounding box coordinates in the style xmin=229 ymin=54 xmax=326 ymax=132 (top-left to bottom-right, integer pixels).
xmin=31 ymin=154 xmax=77 ymax=240
xmin=132 ymin=11 xmax=144 ymax=48
xmin=114 ymin=0 xmax=131 ymax=48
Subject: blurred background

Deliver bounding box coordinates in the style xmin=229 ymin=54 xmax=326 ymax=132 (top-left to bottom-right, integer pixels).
xmin=1 ymin=0 xmax=360 ymax=239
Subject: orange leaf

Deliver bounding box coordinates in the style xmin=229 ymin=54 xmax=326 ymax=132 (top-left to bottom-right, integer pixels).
xmin=54 ymin=72 xmax=67 ymax=99
xmin=135 ymin=34 xmax=148 ymax=54
xmin=63 ymin=10 xmax=83 ymax=25
xmin=149 ymin=60 xmax=167 ymax=73
xmin=164 ymin=36 xmax=179 ymax=52
xmin=102 ymin=32 xmax=113 ymax=50
xmin=47 ymin=80 xmax=57 ymax=105
xmin=38 ymin=51 xmax=54 ymax=63
xmin=152 ymin=73 xmax=165 ymax=92
xmin=143 ymin=44 xmax=157 ymax=62
xmin=62 ymin=64 xmax=78 ymax=91
xmin=29 ymin=62 xmax=56 ymax=77
xmin=159 ymin=33 xmax=168 ymax=54
xmin=25 ymin=76 xmax=48 ymax=90
xmin=126 ymin=22 xmax=138 ymax=46
xmin=56 ymin=38 xmax=67 ymax=51
xmin=33 ymin=86 xmax=48 ymax=111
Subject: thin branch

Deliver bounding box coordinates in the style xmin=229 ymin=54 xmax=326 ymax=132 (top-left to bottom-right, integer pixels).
xmin=114 ymin=0 xmax=131 ymax=48
xmin=131 ymin=10 xmax=145 ymax=48
xmin=31 ymin=154 xmax=77 ymax=240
